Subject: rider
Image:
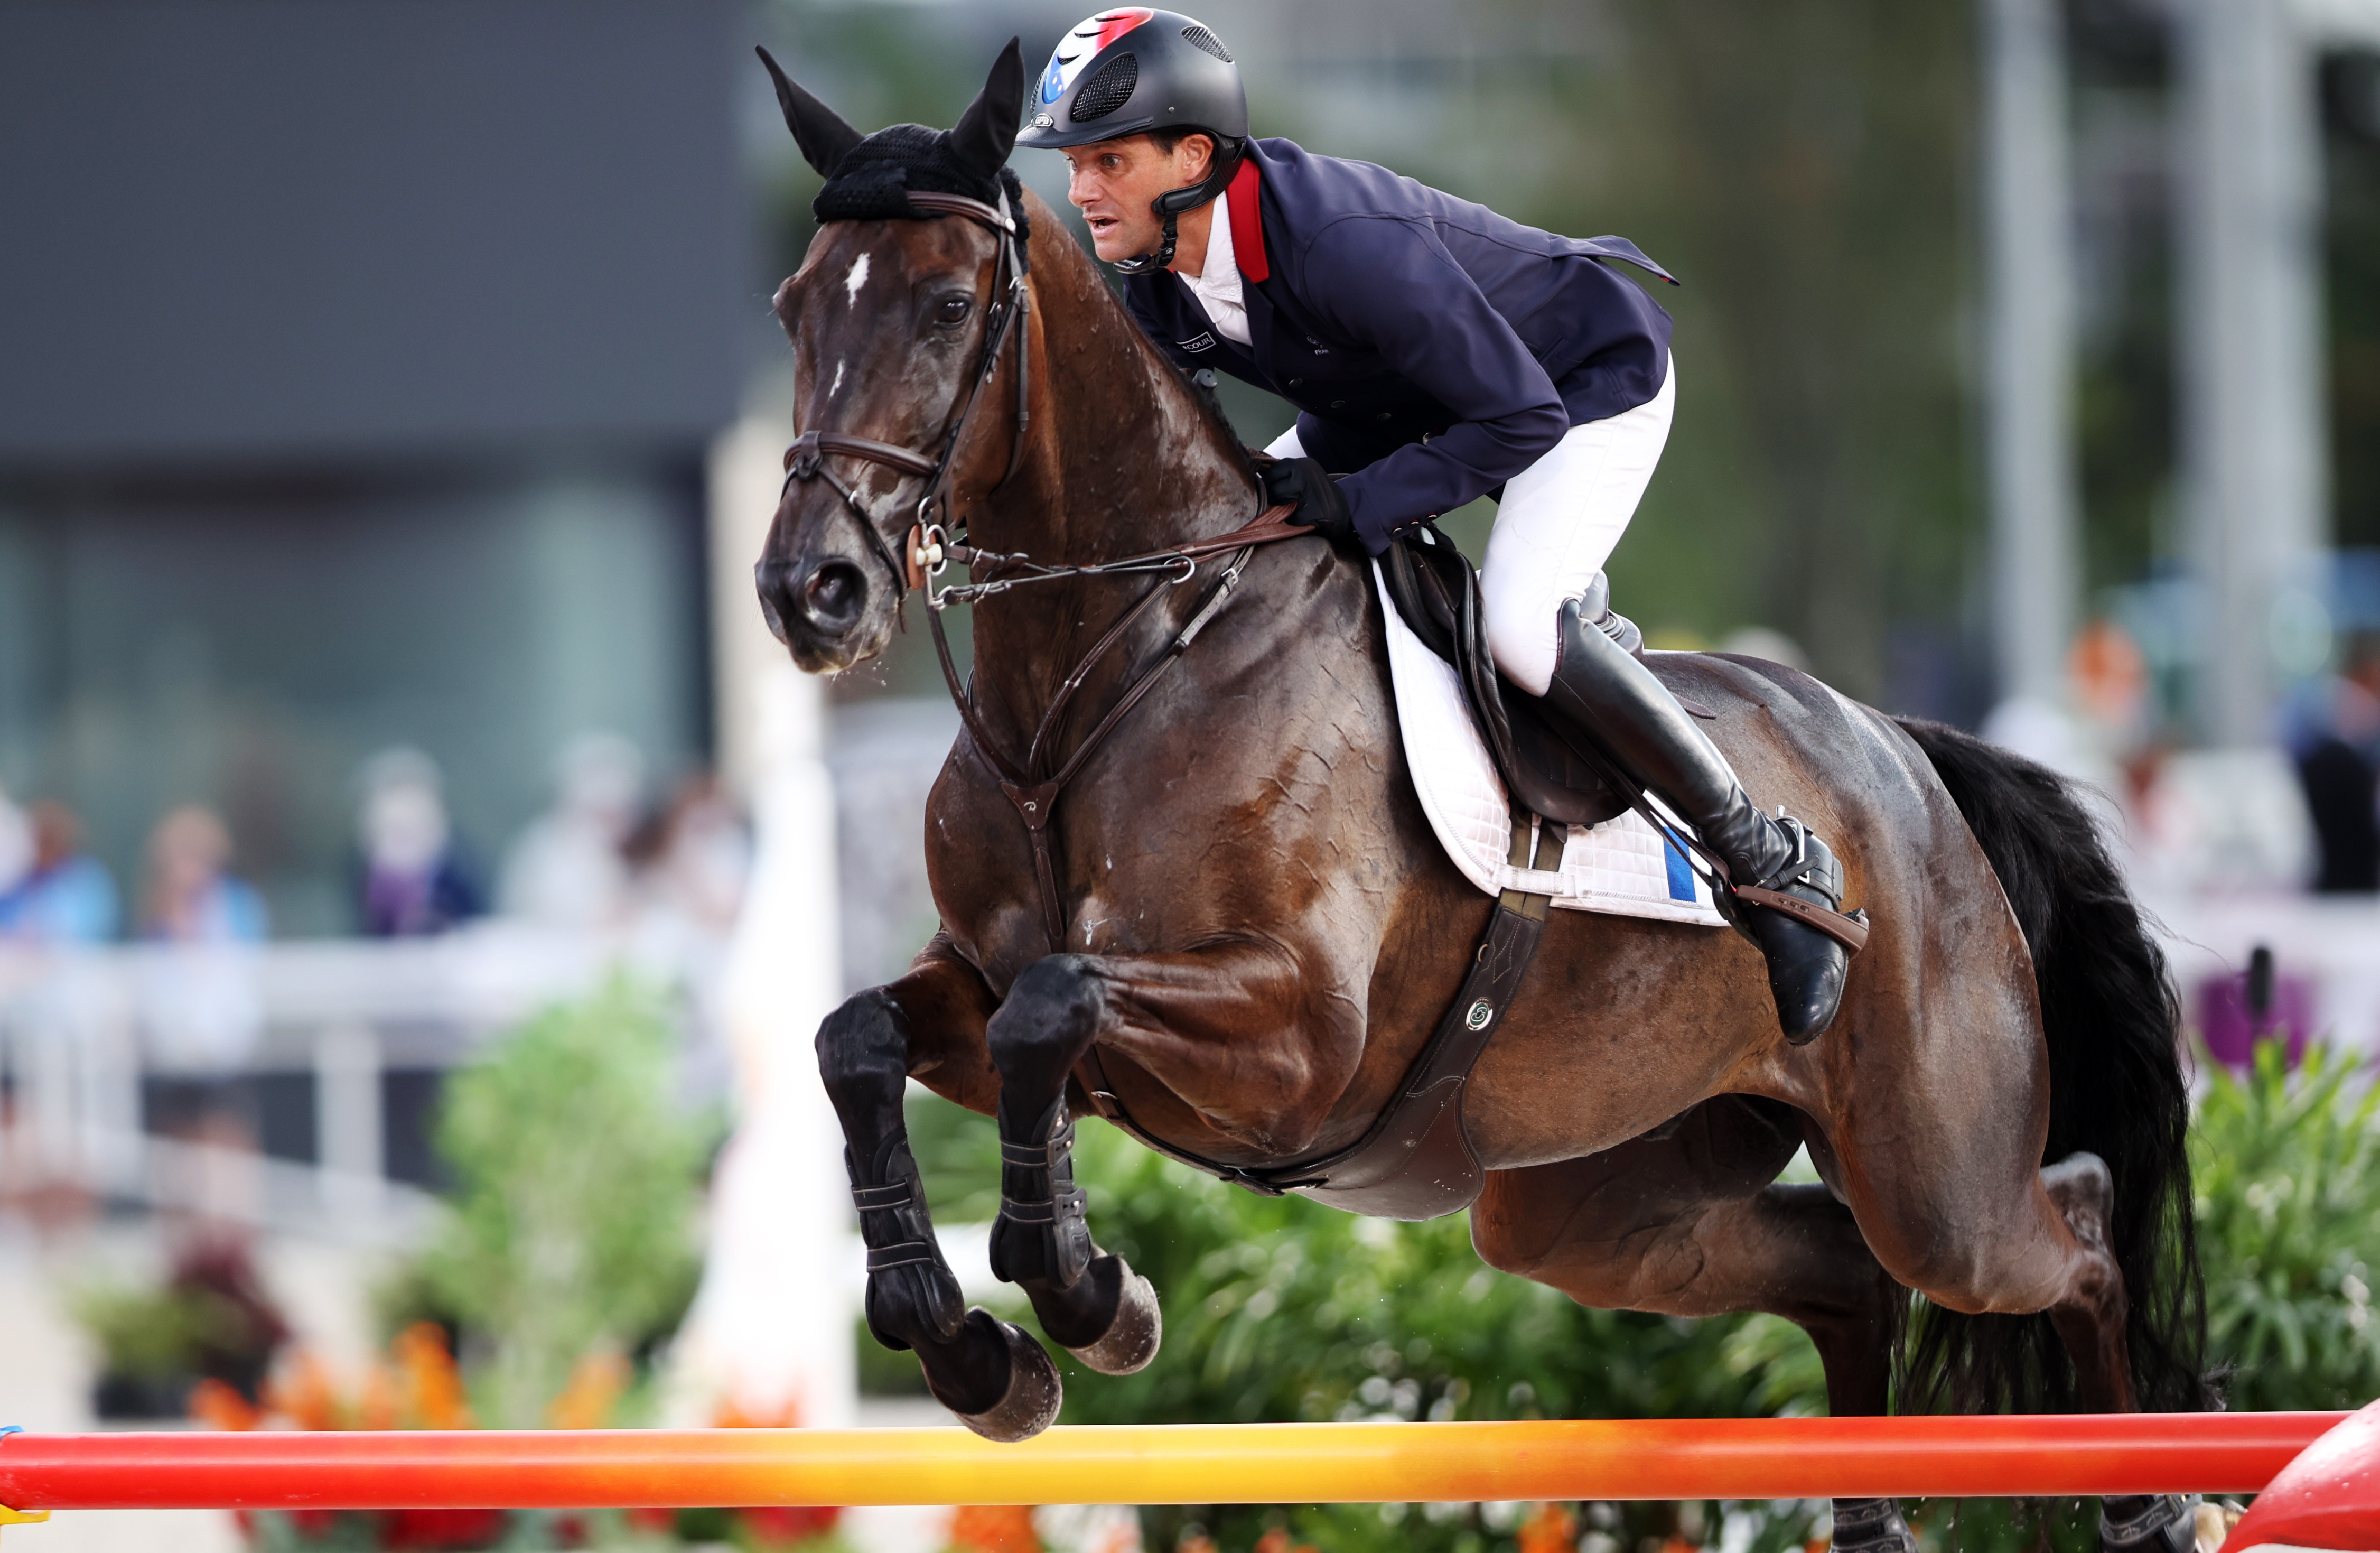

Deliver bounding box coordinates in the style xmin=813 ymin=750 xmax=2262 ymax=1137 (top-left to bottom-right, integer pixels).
xmin=1018 ymin=9 xmax=1854 ymax=1041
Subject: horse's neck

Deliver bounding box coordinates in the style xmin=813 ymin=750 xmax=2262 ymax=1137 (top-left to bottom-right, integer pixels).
xmin=977 ymin=218 xmax=1253 ymax=559
xmin=964 ymin=216 xmax=1257 ymax=724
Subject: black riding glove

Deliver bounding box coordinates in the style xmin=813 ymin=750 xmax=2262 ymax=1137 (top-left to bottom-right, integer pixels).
xmin=1262 ymin=457 xmax=1358 ymax=549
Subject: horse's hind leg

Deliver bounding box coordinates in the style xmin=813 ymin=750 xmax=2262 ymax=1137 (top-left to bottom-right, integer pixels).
xmin=816 ymin=937 xmax=1064 ymax=1442
xmin=981 ymin=955 xmax=1162 ymax=1377
xmin=1471 ymin=1097 xmax=1917 ymax=1553
xmin=2038 ymin=1155 xmax=2202 ymax=1553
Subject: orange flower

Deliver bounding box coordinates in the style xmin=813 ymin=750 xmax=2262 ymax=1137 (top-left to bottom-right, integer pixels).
xmin=266 ymin=1352 xmax=345 ymax=1432
xmin=187 ymin=1378 xmax=260 ymax=1432
xmin=1252 ymin=1529 xmax=1315 ymax=1553
xmin=392 ymin=1322 xmax=474 ymax=1429
xmin=713 ymin=1393 xmax=803 ymax=1430
xmin=357 ymin=1362 xmax=401 ymax=1431
xmin=1519 ymin=1503 xmax=1580 ymax=1553
xmin=948 ymin=1503 xmax=1042 ymax=1553
xmin=546 ymin=1351 xmax=629 ymax=1430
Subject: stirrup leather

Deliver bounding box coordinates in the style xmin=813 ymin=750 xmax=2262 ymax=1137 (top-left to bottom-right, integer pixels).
xmin=1728 ymin=813 xmax=1870 ymax=954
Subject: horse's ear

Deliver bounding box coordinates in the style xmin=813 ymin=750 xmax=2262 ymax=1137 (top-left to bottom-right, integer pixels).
xmin=947 ymin=37 xmax=1025 ymax=184
xmin=757 ymin=46 xmax=863 ymax=178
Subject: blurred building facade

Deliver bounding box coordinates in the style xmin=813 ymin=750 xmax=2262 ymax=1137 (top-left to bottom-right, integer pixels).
xmin=0 ymin=0 xmax=755 ymax=935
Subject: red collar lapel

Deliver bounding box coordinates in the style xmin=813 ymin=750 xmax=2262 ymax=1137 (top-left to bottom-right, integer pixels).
xmin=1225 ymin=157 xmax=1269 ymax=284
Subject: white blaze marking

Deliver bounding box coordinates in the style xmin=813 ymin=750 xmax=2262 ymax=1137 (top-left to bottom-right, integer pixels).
xmin=844 ymin=252 xmax=870 ymax=304
xmin=830 ymin=360 xmax=845 ymax=397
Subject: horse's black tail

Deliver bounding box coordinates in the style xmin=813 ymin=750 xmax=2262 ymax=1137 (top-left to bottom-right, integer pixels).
xmin=1890 ymin=717 xmax=2211 ymax=1415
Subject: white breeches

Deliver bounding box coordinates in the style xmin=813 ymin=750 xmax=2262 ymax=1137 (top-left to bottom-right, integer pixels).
xmin=1266 ymin=353 xmax=1676 ymax=697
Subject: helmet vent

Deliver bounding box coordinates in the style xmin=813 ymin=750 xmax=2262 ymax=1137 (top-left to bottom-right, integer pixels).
xmin=1180 ymin=24 xmax=1233 ymax=63
xmin=1071 ymin=52 xmax=1139 ymax=122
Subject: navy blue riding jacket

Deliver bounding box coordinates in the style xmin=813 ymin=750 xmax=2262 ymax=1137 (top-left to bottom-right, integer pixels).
xmin=1121 ymin=137 xmax=1676 ymax=555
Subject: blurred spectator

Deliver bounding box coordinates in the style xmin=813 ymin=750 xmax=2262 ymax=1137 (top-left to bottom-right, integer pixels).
xmin=626 ymin=771 xmax=751 ymax=942
xmin=2294 ymin=633 xmax=2380 ymax=893
xmin=141 ymin=805 xmax=267 ymax=943
xmin=500 ymin=732 xmax=644 ymax=931
xmin=0 ymin=785 xmax=29 ymax=896
xmin=352 ymin=747 xmax=484 ymax=937
xmin=0 ymin=798 xmax=121 ymax=943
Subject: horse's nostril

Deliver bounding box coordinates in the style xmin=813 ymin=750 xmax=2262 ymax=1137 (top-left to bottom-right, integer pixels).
xmin=802 ymin=560 xmax=867 ymax=632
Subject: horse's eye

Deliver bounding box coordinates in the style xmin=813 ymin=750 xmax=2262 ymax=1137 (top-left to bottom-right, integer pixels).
xmin=936 ymin=295 xmax=973 ymax=327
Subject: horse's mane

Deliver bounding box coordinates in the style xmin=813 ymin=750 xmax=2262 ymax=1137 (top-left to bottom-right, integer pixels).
xmin=1019 ymin=187 xmax=1263 ymax=496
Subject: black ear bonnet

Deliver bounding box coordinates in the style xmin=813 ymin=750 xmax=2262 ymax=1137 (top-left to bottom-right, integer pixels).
xmin=756 ymin=40 xmax=1030 ymax=251
xmin=813 ymin=130 xmax=1032 ymax=253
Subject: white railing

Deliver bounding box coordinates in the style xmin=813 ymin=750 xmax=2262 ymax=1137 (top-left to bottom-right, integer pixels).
xmin=0 ymin=925 xmax=628 ymax=1242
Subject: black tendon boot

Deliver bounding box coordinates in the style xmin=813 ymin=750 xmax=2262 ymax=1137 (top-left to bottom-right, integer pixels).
xmin=1539 ymin=596 xmax=1857 ymax=1041
xmin=1830 ymin=1500 xmax=1918 ymax=1553
xmin=2099 ymin=1495 xmax=2204 ymax=1553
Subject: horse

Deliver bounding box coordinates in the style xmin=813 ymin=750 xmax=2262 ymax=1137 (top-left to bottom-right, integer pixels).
xmin=751 ymin=44 xmax=2206 ymax=1549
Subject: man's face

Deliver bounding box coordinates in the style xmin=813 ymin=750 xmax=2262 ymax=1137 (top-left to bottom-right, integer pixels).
xmin=1061 ymin=133 xmax=1214 ymax=262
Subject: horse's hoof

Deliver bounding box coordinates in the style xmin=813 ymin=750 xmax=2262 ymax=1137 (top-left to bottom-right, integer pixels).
xmin=2101 ymin=1494 xmax=2201 ymax=1553
xmin=1066 ymin=1257 xmax=1162 ymax=1375
xmin=949 ymin=1317 xmax=1063 ymax=1443
xmin=1831 ymin=1498 xmax=1916 ymax=1553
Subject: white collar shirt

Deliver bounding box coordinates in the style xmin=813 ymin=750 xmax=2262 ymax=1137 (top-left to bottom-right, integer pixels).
xmin=1179 ymin=194 xmax=1252 ymax=347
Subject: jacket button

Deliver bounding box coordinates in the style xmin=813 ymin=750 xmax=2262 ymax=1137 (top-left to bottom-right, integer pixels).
xmin=1375 ymin=412 xmax=1392 ymax=421
xmin=1330 ymin=399 xmax=1346 ymax=409
xmin=1285 ymin=378 xmax=1304 ymax=388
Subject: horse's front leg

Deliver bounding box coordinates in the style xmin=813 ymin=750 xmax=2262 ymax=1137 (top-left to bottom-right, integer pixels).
xmin=986 ymin=943 xmax=1350 ymax=1388
xmin=982 ymin=956 xmax=1165 ymax=1381
xmin=817 ymin=935 xmax=1063 ymax=1442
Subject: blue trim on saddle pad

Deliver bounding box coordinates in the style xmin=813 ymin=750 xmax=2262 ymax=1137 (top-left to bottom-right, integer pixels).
xmin=1663 ymin=832 xmax=1695 ymax=903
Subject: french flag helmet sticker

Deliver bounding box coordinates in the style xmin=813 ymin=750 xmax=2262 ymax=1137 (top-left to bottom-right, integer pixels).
xmin=1040 ymin=8 xmax=1156 ymax=105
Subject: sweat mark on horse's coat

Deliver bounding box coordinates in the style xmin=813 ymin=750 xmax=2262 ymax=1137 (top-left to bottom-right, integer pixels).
xmin=844 ymin=252 xmax=870 ymax=304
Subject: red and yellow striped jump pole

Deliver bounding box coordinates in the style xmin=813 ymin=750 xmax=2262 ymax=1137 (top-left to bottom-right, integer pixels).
xmin=0 ymin=1413 xmax=2348 ymax=1512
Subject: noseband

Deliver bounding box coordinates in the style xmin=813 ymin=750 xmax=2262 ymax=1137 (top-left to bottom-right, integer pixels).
xmin=779 ymin=189 xmax=1034 ymax=603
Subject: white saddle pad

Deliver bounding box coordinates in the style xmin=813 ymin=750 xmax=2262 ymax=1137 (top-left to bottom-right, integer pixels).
xmin=1374 ymin=561 xmax=1728 ymax=927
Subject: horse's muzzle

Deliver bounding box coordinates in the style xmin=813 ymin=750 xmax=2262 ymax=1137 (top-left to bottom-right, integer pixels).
xmin=756 ymin=555 xmax=874 ymax=666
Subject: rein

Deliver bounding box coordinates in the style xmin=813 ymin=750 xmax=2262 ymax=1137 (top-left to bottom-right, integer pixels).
xmin=780 ymin=184 xmax=1316 ymax=953
xmin=920 ymin=507 xmax=1305 ymax=952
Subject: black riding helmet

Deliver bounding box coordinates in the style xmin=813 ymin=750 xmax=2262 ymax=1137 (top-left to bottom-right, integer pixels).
xmin=1016 ymin=8 xmax=1249 ymax=272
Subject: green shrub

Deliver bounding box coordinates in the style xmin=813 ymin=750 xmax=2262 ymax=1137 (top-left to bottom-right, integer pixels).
xmin=422 ymin=975 xmax=712 ymax=1427
xmin=73 ymin=1282 xmax=216 ymax=1382
xmin=2190 ymin=1038 xmax=2380 ymax=1411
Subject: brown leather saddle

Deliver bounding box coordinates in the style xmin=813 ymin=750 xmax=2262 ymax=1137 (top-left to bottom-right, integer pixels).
xmin=1377 ymin=524 xmax=1672 ymax=830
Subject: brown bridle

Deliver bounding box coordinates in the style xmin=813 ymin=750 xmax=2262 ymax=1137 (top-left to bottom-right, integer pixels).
xmin=779 ymin=189 xmax=1037 ymax=603
xmin=780 ymin=185 xmax=1313 ymax=952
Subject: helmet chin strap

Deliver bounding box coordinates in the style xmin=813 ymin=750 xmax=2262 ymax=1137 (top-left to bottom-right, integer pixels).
xmin=1113 ymin=147 xmax=1242 ymax=276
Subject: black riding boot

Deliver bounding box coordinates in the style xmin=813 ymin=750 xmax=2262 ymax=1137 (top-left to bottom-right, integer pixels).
xmin=1538 ymin=596 xmax=1853 ymax=1041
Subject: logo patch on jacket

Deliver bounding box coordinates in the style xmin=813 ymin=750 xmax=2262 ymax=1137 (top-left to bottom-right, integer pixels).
xmin=1177 ymin=332 xmax=1217 ymax=354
